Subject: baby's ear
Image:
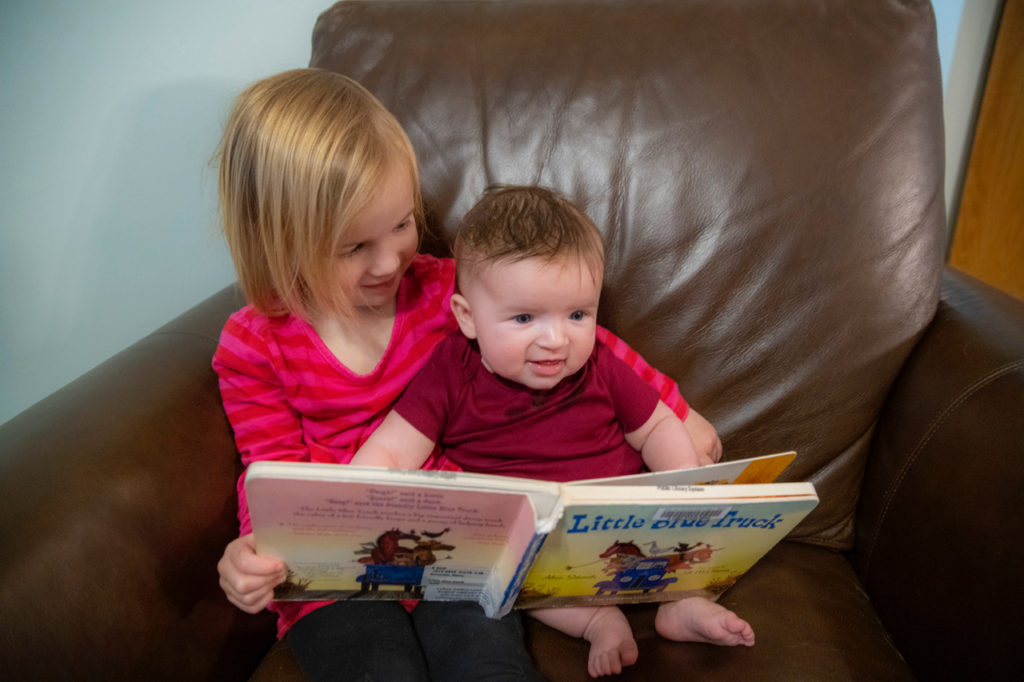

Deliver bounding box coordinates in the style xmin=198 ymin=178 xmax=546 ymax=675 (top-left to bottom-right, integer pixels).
xmin=450 ymin=294 xmax=477 ymax=339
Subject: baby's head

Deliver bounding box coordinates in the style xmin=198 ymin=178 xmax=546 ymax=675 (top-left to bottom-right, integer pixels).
xmin=217 ymin=68 xmax=421 ymax=320
xmin=452 ymin=186 xmax=605 ymax=390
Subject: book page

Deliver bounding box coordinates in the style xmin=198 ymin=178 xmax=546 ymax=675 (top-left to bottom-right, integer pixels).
xmin=518 ymin=482 xmax=817 ymax=609
xmin=566 ymin=451 xmax=797 ymax=488
xmin=247 ymin=474 xmax=546 ymax=616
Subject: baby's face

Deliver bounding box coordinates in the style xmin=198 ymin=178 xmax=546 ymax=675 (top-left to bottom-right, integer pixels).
xmin=456 ymin=255 xmax=602 ymax=390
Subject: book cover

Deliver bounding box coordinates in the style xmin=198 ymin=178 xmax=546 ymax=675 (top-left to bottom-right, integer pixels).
xmin=515 ymin=482 xmax=818 ymax=609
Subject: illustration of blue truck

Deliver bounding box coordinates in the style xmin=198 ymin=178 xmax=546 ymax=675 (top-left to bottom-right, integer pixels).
xmin=593 ymin=557 xmax=678 ymax=595
xmin=357 ymin=564 xmax=425 ymax=596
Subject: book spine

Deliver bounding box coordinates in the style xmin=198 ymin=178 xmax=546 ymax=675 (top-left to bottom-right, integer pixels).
xmin=494 ymin=532 xmax=550 ymax=618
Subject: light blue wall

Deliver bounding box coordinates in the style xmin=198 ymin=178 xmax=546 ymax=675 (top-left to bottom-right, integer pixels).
xmin=0 ymin=0 xmax=329 ymax=424
xmin=933 ymin=0 xmax=966 ymax=88
xmin=0 ymin=1 xmax=986 ymax=425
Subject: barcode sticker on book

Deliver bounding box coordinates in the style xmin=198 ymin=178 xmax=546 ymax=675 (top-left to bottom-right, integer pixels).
xmin=652 ymin=507 xmax=730 ymax=525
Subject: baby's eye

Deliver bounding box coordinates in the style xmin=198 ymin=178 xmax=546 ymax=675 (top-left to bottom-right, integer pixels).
xmin=513 ymin=314 xmax=532 ymax=324
xmin=569 ymin=310 xmax=586 ymax=321
xmin=338 ymin=243 xmax=363 ymax=258
xmin=395 ymin=219 xmax=413 ymax=232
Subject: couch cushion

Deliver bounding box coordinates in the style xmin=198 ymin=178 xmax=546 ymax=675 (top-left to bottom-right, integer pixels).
xmin=310 ymin=0 xmax=945 ymax=548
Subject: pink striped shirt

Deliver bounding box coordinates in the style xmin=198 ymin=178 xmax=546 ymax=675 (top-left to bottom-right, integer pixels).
xmin=213 ymin=253 xmax=687 ymax=636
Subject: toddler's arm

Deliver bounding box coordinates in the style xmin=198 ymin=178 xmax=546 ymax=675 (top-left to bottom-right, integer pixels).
xmin=350 ymin=410 xmax=438 ymax=469
xmin=625 ymin=401 xmax=713 ymax=471
xmin=217 ymin=533 xmax=287 ymax=614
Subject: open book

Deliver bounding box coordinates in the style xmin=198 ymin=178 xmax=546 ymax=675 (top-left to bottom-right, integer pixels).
xmin=245 ymin=452 xmax=817 ymax=618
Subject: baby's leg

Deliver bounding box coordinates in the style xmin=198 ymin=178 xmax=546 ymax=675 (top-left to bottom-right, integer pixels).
xmin=530 ymin=606 xmax=639 ymax=678
xmin=654 ymin=597 xmax=755 ymax=647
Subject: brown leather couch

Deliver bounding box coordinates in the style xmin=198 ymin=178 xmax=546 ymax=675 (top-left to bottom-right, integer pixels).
xmin=3 ymin=1 xmax=1022 ymax=680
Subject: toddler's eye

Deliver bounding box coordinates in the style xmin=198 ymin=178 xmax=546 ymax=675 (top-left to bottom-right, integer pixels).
xmin=569 ymin=310 xmax=586 ymax=321
xmin=513 ymin=314 xmax=532 ymax=324
xmin=338 ymin=243 xmax=363 ymax=258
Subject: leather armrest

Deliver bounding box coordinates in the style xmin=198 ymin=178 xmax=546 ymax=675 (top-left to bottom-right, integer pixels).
xmin=0 ymin=286 xmax=276 ymax=680
xmin=855 ymin=267 xmax=1024 ymax=680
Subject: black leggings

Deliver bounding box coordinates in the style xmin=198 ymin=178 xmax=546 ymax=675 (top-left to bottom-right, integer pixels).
xmin=285 ymin=601 xmax=544 ymax=681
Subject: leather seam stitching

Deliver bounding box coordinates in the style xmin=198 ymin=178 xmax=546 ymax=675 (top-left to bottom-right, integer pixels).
xmin=863 ymin=358 xmax=1024 ymax=574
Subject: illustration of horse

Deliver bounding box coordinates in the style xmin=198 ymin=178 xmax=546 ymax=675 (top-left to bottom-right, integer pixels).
xmin=597 ymin=540 xmax=646 ymax=575
xmin=357 ymin=528 xmax=421 ymax=565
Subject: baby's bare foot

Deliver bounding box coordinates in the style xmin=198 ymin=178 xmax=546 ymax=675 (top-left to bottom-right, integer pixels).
xmin=583 ymin=606 xmax=640 ymax=677
xmin=655 ymin=597 xmax=755 ymax=647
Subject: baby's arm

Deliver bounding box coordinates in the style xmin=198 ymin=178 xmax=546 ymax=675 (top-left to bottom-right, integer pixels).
xmin=350 ymin=410 xmax=438 ymax=470
xmin=684 ymin=407 xmax=722 ymax=464
xmin=597 ymin=327 xmax=721 ymax=463
xmin=625 ymin=401 xmax=712 ymax=471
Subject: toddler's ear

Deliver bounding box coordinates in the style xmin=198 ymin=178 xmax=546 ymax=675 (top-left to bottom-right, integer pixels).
xmin=450 ymin=294 xmax=477 ymax=339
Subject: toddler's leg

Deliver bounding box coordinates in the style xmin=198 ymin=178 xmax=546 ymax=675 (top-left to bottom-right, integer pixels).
xmin=654 ymin=597 xmax=755 ymax=647
xmin=531 ymin=606 xmax=639 ymax=678
xmin=413 ymin=601 xmax=543 ymax=682
xmin=285 ymin=601 xmax=430 ymax=681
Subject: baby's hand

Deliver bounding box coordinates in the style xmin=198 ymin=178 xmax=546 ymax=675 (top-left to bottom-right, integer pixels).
xmin=696 ymin=451 xmax=717 ymax=467
xmin=684 ymin=408 xmax=722 ymax=465
xmin=217 ymin=533 xmax=287 ymax=614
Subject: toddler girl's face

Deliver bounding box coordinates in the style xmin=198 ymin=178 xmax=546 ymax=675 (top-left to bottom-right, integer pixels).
xmin=333 ymin=162 xmax=419 ymax=314
xmin=456 ymin=255 xmax=602 ymax=391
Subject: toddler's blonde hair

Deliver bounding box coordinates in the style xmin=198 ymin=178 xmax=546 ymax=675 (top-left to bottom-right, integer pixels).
xmin=218 ymin=68 xmax=422 ymax=319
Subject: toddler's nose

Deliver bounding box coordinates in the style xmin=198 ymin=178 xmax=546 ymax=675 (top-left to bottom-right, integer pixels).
xmin=370 ymin=248 xmax=402 ymax=277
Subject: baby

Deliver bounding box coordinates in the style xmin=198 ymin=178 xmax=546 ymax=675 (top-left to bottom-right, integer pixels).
xmin=353 ymin=185 xmax=753 ymax=677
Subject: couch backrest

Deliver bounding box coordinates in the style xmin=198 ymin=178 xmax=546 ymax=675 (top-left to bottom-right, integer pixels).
xmin=310 ymin=0 xmax=945 ymax=548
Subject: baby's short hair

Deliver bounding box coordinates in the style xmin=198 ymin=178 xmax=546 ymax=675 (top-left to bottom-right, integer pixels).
xmin=217 ymin=68 xmax=421 ymax=319
xmin=454 ymin=186 xmax=605 ymax=286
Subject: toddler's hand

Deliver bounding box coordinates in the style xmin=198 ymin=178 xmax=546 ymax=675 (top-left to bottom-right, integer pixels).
xmin=218 ymin=533 xmax=286 ymax=614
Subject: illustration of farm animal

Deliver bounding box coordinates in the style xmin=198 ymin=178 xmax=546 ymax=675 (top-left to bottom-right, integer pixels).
xmin=664 ymin=542 xmax=719 ymax=571
xmin=643 ymin=540 xmax=671 ymax=555
xmin=598 ymin=540 xmax=646 ymax=575
xmin=419 ymin=527 xmax=451 ymax=539
xmin=357 ymin=528 xmax=421 ymax=565
xmin=392 ymin=538 xmax=456 ymax=566
xmin=354 ymin=528 xmax=454 ymax=594
xmin=413 ymin=538 xmax=455 ymax=565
